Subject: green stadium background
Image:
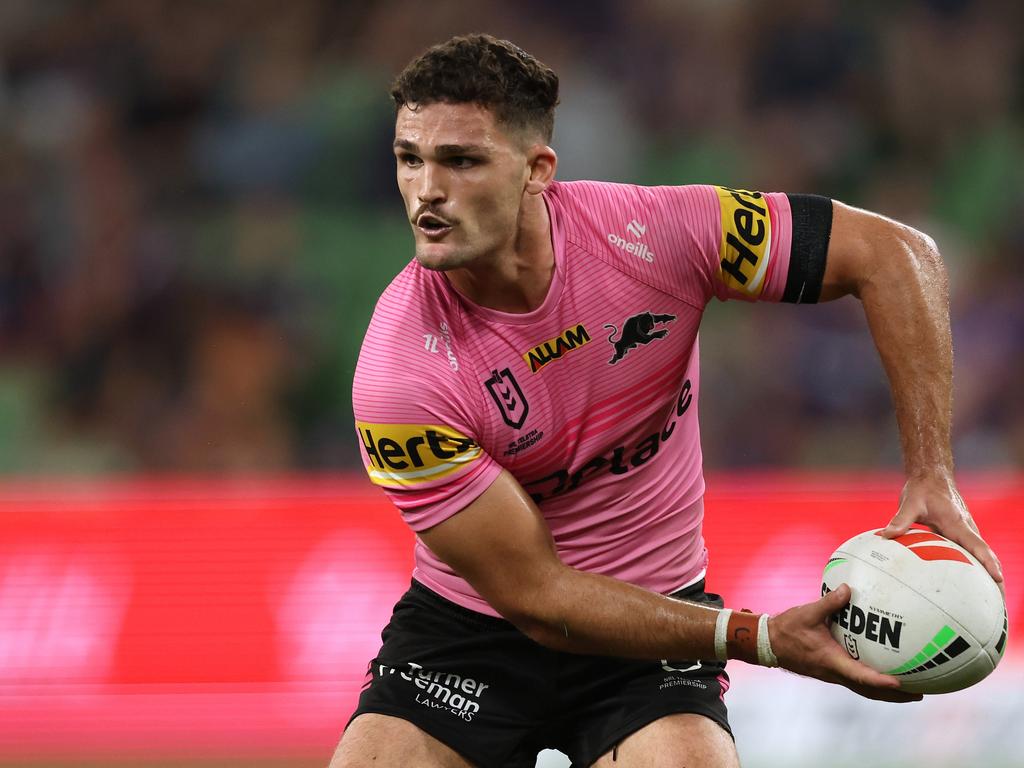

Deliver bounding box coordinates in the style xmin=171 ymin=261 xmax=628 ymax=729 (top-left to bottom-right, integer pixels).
xmin=0 ymin=2 xmax=1021 ymax=767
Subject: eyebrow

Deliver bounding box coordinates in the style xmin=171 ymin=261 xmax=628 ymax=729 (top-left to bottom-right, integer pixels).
xmin=393 ymin=139 xmax=487 ymax=156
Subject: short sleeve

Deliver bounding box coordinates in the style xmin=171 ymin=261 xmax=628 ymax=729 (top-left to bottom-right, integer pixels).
xmin=705 ymin=186 xmax=832 ymax=304
xmin=352 ymin=292 xmax=502 ymax=532
xmin=651 ymin=185 xmax=832 ymax=305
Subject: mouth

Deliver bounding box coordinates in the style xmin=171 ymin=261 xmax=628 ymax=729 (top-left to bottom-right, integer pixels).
xmin=416 ymin=212 xmax=454 ymax=239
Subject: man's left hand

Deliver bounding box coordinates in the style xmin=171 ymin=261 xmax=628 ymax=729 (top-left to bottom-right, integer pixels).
xmin=880 ymin=474 xmax=1003 ymax=584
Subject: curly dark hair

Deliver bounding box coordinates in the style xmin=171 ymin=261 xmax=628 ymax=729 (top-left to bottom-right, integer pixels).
xmin=391 ymin=34 xmax=559 ymax=142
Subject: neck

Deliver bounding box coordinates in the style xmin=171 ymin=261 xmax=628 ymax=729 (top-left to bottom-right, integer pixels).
xmin=447 ymin=193 xmax=554 ymax=313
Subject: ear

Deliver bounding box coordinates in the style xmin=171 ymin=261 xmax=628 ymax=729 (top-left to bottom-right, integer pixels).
xmin=525 ymin=145 xmax=557 ymax=195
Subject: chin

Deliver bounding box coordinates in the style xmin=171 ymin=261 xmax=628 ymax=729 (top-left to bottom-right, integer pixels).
xmin=415 ymin=244 xmax=474 ymax=272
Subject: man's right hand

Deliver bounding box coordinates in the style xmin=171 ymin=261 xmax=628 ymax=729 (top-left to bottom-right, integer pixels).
xmin=767 ymin=584 xmax=923 ymax=703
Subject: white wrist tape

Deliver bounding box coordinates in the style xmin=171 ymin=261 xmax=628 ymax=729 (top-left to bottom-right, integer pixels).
xmin=757 ymin=613 xmax=779 ymax=667
xmin=714 ymin=608 xmax=733 ymax=661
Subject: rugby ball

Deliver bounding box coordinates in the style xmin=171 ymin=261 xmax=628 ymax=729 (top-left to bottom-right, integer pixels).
xmin=821 ymin=528 xmax=1007 ymax=694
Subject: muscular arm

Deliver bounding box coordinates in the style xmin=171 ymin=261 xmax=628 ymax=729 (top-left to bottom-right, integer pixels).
xmin=420 ymin=469 xmax=720 ymax=658
xmin=819 ymin=202 xmax=1002 ymax=582
xmin=419 ymin=468 xmax=917 ymax=701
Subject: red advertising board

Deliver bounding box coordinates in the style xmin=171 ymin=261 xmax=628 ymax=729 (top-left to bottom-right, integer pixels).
xmin=0 ymin=474 xmax=1020 ymax=763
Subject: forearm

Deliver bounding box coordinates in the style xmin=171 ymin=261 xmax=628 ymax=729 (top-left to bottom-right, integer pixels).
xmin=826 ymin=206 xmax=1003 ymax=580
xmin=506 ymin=563 xmax=720 ymax=657
xmin=421 ymin=470 xmax=770 ymax=664
xmin=493 ymin=560 xmax=773 ymax=668
xmin=862 ymin=231 xmax=952 ymax=476
xmin=836 ymin=208 xmax=954 ymax=477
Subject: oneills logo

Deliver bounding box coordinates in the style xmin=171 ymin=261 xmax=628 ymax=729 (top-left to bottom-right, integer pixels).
xmin=523 ymin=323 xmax=591 ymax=373
xmin=357 ymin=422 xmax=481 ymax=487
xmin=715 ymin=186 xmax=772 ymax=297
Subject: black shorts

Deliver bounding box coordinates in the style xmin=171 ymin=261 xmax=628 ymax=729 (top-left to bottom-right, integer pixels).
xmin=349 ymin=579 xmax=732 ymax=767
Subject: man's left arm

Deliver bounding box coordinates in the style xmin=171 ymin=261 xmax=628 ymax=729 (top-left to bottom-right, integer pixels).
xmin=820 ymin=201 xmax=1003 ymax=583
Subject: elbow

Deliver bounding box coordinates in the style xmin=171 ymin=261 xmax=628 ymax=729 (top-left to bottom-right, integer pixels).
xmin=496 ymin=598 xmax=565 ymax=648
xmin=861 ymin=220 xmax=947 ymax=298
xmin=900 ymin=224 xmax=943 ymax=274
xmin=894 ymin=224 xmax=948 ymax=297
xmin=506 ymin=611 xmax=569 ymax=648
xmin=486 ymin=579 xmax=573 ymax=650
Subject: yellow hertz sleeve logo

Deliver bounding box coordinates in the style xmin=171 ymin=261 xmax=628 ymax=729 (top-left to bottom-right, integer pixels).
xmin=715 ymin=186 xmax=773 ymax=297
xmin=357 ymin=422 xmax=483 ymax=487
xmin=523 ymin=323 xmax=590 ymax=373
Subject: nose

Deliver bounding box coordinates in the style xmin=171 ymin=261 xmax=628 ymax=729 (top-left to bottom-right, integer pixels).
xmin=417 ymin=163 xmax=445 ymax=205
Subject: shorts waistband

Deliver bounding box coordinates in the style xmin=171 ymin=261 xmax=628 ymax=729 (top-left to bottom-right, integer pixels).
xmin=668 ymin=578 xmax=707 ymax=599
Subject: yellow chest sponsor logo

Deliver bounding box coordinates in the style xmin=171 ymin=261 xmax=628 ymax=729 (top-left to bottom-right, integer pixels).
xmin=715 ymin=186 xmax=772 ymax=297
xmin=357 ymin=422 xmax=482 ymax=487
xmin=523 ymin=323 xmax=591 ymax=373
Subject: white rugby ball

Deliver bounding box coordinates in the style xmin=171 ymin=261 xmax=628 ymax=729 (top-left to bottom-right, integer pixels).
xmin=821 ymin=528 xmax=1007 ymax=694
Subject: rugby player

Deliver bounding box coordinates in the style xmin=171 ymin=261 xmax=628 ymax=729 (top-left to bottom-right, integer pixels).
xmin=334 ymin=34 xmax=1003 ymax=768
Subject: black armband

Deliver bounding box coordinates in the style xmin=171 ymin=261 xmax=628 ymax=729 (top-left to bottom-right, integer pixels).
xmin=781 ymin=194 xmax=832 ymax=304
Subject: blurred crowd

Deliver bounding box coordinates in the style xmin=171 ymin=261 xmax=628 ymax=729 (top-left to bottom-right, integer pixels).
xmin=0 ymin=0 xmax=1021 ymax=473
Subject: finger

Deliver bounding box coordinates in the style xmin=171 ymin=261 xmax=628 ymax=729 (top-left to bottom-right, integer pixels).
xmin=830 ymin=652 xmax=904 ymax=691
xmin=818 ymin=634 xmax=904 ymax=691
xmin=946 ymin=527 xmax=1004 ymax=583
xmin=845 ymin=681 xmax=924 ymax=703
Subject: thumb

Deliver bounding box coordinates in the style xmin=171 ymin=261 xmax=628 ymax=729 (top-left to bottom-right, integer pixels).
xmin=880 ymin=508 xmax=916 ymax=539
xmin=818 ymin=583 xmax=851 ymax=615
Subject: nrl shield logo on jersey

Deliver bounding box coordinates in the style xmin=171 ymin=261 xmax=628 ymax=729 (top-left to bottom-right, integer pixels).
xmin=484 ymin=368 xmax=529 ymax=429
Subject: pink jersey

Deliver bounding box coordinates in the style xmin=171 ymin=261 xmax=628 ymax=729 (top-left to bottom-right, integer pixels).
xmin=353 ymin=182 xmax=799 ymax=616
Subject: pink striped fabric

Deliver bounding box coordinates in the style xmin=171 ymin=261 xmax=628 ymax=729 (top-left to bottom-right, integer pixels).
xmin=353 ymin=181 xmax=794 ymax=615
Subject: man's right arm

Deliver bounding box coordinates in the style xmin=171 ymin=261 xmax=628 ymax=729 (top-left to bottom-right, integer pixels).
xmin=418 ymin=468 xmax=921 ymax=703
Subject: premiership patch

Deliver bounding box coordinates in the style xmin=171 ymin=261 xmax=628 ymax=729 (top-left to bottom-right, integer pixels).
xmin=357 ymin=422 xmax=482 ymax=487
xmin=715 ymin=186 xmax=772 ymax=297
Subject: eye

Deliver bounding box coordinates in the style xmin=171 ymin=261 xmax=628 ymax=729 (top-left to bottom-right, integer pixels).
xmin=448 ymin=156 xmax=476 ymax=169
xmin=398 ymin=153 xmax=422 ymax=168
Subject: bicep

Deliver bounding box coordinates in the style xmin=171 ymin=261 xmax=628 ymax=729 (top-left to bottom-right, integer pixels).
xmin=819 ymin=201 xmax=920 ymax=302
xmin=417 ymin=469 xmax=563 ymax=622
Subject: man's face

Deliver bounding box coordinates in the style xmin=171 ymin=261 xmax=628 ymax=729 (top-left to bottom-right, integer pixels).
xmin=393 ymin=102 xmax=533 ymax=271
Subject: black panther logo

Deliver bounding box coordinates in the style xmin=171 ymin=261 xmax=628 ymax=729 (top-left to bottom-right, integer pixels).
xmin=604 ymin=311 xmax=676 ymax=364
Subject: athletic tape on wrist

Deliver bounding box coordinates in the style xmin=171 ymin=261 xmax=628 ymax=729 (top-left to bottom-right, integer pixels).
xmin=723 ymin=609 xmax=761 ymax=664
xmin=757 ymin=613 xmax=779 ymax=667
xmin=714 ymin=608 xmax=732 ymax=662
